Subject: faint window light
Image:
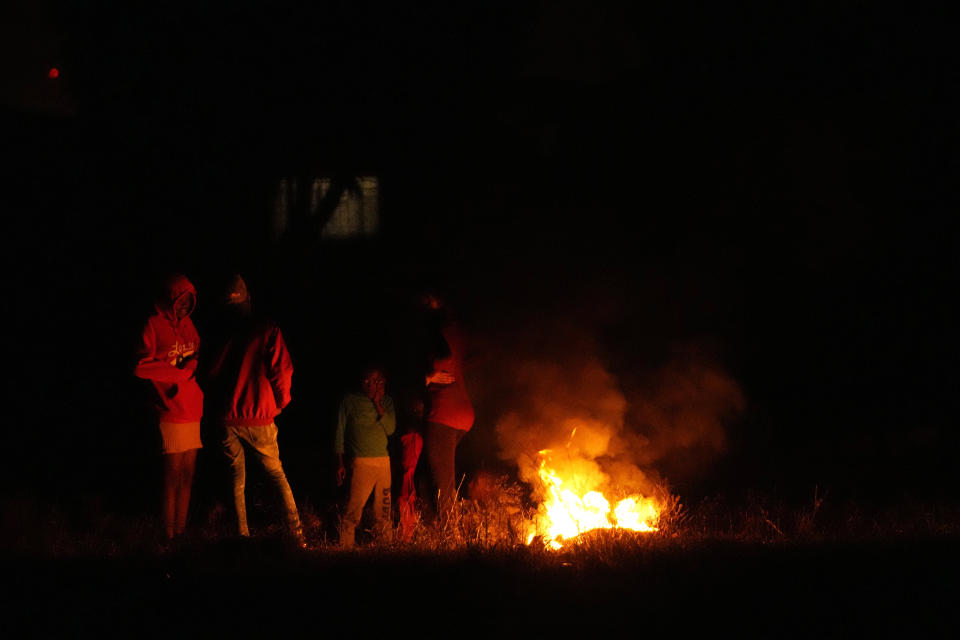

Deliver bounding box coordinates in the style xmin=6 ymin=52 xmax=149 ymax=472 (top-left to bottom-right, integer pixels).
xmin=319 ymin=176 xmax=380 ymax=239
xmin=271 ymin=175 xmax=380 ymax=241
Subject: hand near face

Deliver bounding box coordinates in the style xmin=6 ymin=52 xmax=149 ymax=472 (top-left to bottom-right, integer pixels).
xmin=362 ymin=371 xmax=387 ymax=413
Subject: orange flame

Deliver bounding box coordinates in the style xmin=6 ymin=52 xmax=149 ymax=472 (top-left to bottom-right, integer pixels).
xmin=526 ymin=450 xmax=660 ymax=549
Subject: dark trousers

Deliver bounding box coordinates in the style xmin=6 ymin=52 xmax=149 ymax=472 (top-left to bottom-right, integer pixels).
xmin=425 ymin=421 xmax=466 ymax=516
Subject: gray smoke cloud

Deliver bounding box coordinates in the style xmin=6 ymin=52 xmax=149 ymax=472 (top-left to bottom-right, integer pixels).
xmin=469 ymin=316 xmax=745 ymax=500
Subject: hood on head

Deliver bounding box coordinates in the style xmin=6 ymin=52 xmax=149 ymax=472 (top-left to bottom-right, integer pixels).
xmin=156 ymin=274 xmax=197 ymax=320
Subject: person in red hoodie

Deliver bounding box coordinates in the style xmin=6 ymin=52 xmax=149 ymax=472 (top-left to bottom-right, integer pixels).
xmin=421 ymin=292 xmax=475 ymax=518
xmin=205 ymin=275 xmax=304 ymax=545
xmin=134 ymin=274 xmax=204 ymax=541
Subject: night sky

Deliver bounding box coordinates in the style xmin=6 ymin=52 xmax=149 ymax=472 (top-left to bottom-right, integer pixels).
xmin=2 ymin=1 xmax=957 ymax=512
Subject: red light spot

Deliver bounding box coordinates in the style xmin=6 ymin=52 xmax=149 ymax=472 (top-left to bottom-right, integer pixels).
xmin=48 ymin=67 xmax=60 ymax=79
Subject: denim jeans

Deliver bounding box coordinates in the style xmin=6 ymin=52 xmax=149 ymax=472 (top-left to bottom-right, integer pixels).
xmin=222 ymin=423 xmax=301 ymax=536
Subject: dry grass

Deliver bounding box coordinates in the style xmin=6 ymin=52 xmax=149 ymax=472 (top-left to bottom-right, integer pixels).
xmin=3 ymin=478 xmax=960 ymax=560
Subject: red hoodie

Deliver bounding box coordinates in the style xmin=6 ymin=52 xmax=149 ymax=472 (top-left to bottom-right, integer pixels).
xmin=427 ymin=322 xmax=475 ymax=431
xmin=134 ymin=275 xmax=204 ymax=423
xmin=207 ymin=315 xmax=293 ymax=427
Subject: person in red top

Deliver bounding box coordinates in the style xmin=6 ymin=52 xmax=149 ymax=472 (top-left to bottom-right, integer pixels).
xmin=134 ymin=274 xmax=204 ymax=541
xmin=205 ymin=275 xmax=304 ymax=545
xmin=421 ymin=292 xmax=475 ymax=518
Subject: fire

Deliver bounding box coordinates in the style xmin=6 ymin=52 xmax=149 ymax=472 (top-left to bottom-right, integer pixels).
xmin=526 ymin=450 xmax=660 ymax=549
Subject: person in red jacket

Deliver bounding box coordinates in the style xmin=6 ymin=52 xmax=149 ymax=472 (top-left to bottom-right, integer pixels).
xmin=205 ymin=275 xmax=304 ymax=545
xmin=421 ymin=292 xmax=475 ymax=518
xmin=134 ymin=274 xmax=204 ymax=541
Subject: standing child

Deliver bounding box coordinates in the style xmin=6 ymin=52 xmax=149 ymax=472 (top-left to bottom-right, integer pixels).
xmin=134 ymin=274 xmax=204 ymax=542
xmin=335 ymin=366 xmax=396 ymax=548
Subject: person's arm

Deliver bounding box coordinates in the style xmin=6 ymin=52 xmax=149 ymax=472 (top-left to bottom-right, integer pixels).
xmin=266 ymin=325 xmax=294 ymax=412
xmin=133 ymin=322 xmax=195 ymax=383
xmin=379 ymin=395 xmax=397 ymax=437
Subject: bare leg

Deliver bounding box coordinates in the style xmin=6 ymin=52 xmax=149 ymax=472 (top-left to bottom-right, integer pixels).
xmin=174 ymin=449 xmax=197 ymax=537
xmin=162 ymin=453 xmax=178 ymax=539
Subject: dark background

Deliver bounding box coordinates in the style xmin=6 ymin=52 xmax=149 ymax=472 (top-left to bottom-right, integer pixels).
xmin=2 ymin=1 xmax=957 ymax=518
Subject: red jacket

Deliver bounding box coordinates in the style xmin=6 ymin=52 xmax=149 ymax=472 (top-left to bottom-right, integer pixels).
xmin=134 ymin=275 xmax=204 ymax=423
xmin=427 ymin=323 xmax=475 ymax=431
xmin=207 ymin=314 xmax=293 ymax=427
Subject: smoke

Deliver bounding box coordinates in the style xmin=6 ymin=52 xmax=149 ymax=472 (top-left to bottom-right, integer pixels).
xmin=470 ymin=317 xmax=745 ymax=499
xmin=492 ymin=343 xmax=626 ymax=493
xmin=617 ymin=355 xmax=746 ymax=470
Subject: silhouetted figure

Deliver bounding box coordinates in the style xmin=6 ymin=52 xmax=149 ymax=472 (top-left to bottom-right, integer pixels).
xmin=396 ymin=428 xmax=423 ymax=541
xmin=205 ymin=275 xmax=304 ymax=545
xmin=387 ymin=297 xmax=431 ymax=541
xmin=335 ymin=365 xmax=396 ymax=548
xmin=421 ymin=293 xmax=475 ymax=519
xmin=134 ymin=274 xmax=203 ymax=542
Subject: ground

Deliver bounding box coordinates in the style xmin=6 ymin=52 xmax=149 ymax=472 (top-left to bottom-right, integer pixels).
xmin=5 ymin=529 xmax=956 ymax=636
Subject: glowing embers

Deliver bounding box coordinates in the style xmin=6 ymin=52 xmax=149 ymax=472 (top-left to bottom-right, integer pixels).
xmin=526 ymin=450 xmax=659 ymax=550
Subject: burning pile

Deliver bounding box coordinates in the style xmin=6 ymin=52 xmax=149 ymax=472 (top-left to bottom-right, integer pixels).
xmin=525 ymin=446 xmax=661 ymax=549
xmin=473 ymin=321 xmax=742 ymax=550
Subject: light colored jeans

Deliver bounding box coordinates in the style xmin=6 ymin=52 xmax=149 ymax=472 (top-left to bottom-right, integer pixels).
xmin=341 ymin=456 xmax=392 ymax=548
xmin=222 ymin=423 xmax=301 ymax=537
